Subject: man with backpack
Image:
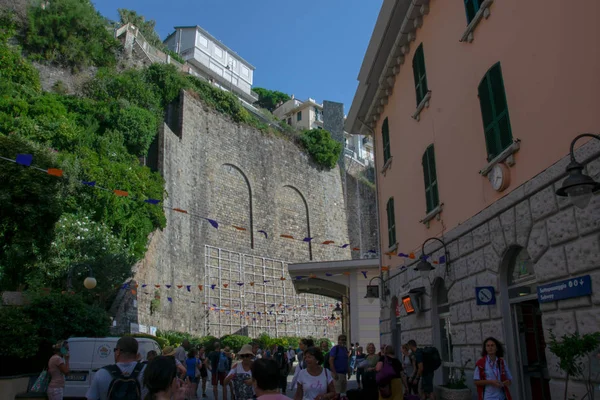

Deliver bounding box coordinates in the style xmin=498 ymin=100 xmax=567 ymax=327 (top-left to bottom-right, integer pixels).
xmin=329 ymin=334 xmax=350 ymax=396
xmin=86 ymin=336 xmax=146 ymax=400
xmin=273 ymin=345 xmax=290 ymax=394
xmin=407 ymin=340 xmax=440 ymax=400
xmin=208 ymin=342 xmax=230 ymax=400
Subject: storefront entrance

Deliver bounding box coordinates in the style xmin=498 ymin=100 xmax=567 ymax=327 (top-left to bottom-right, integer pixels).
xmin=510 ymin=299 xmax=551 ymax=400
xmin=504 ymin=247 xmax=551 ymax=400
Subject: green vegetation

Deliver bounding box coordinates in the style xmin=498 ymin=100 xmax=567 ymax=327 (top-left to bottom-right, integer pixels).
xmin=253 ymin=87 xmax=291 ymax=112
xmin=300 ymin=128 xmax=343 ymax=169
xmin=0 ymin=14 xmax=165 ymax=297
xmin=24 ymin=0 xmax=119 ymax=70
xmin=548 ymin=330 xmax=600 ymax=400
xmin=154 ymin=331 xmax=329 ymax=352
xmin=0 ymin=292 xmax=110 ymax=358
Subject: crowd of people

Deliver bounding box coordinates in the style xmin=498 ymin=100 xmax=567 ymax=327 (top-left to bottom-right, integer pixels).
xmin=42 ymin=334 xmax=520 ymax=400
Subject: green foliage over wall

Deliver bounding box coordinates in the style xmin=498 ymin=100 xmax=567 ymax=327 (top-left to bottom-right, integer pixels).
xmin=300 ymin=128 xmax=342 ymax=169
xmin=253 ymin=87 xmax=291 ymax=112
xmin=0 ymin=292 xmax=110 ymax=358
xmin=24 ymin=0 xmax=119 ymax=70
xmin=0 ymin=40 xmax=165 ymax=296
xmin=0 ymin=135 xmax=64 ymax=289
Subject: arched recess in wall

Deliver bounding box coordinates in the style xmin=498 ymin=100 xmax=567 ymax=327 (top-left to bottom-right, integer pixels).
xmin=215 ymin=163 xmax=254 ymax=249
xmin=280 ymin=185 xmax=312 ymax=260
xmin=431 ymin=278 xmax=451 ymax=385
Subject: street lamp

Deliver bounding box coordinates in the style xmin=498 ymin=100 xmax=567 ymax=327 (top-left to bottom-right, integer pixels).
xmin=333 ymin=303 xmax=343 ymax=315
xmin=555 ymin=133 xmax=600 ymax=209
xmin=67 ymin=264 xmax=97 ymax=290
xmin=415 ymin=237 xmax=450 ymax=279
xmin=364 ymin=276 xmax=390 ymax=303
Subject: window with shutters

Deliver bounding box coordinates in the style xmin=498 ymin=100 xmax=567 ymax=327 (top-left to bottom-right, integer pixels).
xmin=422 ymin=145 xmax=439 ymax=214
xmin=382 ymin=117 xmax=391 ymax=164
xmin=412 ymin=44 xmax=429 ymax=106
xmin=478 ymin=63 xmax=513 ymax=161
xmin=464 ymin=0 xmax=482 ymax=24
xmin=297 ymin=111 xmax=302 ymax=121
xmin=386 ymin=197 xmax=396 ymax=248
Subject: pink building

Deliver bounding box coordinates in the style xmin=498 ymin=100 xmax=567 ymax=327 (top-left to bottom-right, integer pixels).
xmin=346 ymin=0 xmax=600 ymax=399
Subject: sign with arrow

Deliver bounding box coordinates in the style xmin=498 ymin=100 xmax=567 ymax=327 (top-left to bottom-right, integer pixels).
xmin=537 ymin=275 xmax=592 ymax=303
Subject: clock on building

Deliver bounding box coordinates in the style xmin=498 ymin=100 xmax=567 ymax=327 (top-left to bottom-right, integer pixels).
xmin=488 ymin=163 xmax=511 ymax=192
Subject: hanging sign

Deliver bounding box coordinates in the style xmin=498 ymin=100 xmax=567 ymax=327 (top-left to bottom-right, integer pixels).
xmin=475 ymin=286 xmax=496 ymax=305
xmin=537 ymin=275 xmax=592 ymax=303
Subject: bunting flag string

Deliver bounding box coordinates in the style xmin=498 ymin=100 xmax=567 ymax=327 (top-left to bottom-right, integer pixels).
xmin=2 ymin=153 xmax=453 ymax=264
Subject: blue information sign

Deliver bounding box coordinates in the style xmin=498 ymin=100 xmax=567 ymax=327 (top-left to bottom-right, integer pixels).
xmin=476 ymin=286 xmax=496 ymax=305
xmin=537 ymin=275 xmax=592 ymax=303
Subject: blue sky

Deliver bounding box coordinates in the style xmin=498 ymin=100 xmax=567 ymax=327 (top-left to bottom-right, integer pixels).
xmin=93 ymin=0 xmax=383 ymax=114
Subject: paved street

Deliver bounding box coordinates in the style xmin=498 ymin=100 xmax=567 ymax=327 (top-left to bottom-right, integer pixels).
xmin=195 ymin=367 xmax=358 ymax=400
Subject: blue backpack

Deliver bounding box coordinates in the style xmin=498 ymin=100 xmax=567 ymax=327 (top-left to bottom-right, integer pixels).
xmin=217 ymin=352 xmax=229 ymax=372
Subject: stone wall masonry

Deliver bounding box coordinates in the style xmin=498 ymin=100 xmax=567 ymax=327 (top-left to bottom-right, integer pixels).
xmin=380 ymin=138 xmax=600 ymax=399
xmin=121 ymin=91 xmax=352 ymax=336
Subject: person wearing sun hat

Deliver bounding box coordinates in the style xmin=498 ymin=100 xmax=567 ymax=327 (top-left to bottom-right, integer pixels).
xmin=163 ymin=345 xmax=188 ymax=378
xmin=224 ymin=344 xmax=255 ymax=400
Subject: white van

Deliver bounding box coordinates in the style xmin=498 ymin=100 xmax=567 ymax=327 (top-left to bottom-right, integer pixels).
xmin=63 ymin=336 xmax=161 ymax=399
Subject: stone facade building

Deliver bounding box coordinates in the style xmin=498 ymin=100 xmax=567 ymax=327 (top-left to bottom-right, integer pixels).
xmin=345 ymin=0 xmax=600 ymax=398
xmin=112 ymin=90 xmax=374 ymax=339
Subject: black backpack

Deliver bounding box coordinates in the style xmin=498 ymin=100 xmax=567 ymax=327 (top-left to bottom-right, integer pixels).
xmin=104 ymin=362 xmax=144 ymax=400
xmin=274 ymin=351 xmax=289 ymax=376
xmin=421 ymin=347 xmax=441 ymax=373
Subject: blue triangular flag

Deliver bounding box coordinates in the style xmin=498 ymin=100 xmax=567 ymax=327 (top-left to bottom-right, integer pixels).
xmin=82 ymin=181 xmax=96 ymax=187
xmin=361 ymin=271 xmax=367 ymax=279
xmin=439 ymin=255 xmax=446 ymax=264
xmin=15 ymin=154 xmax=33 ymax=166
xmin=145 ymin=198 xmax=160 ymax=205
xmin=186 ymin=285 xmax=191 ymax=292
xmin=206 ymin=218 xmax=219 ymax=229
xmin=303 ymin=237 xmax=313 ymax=242
xmin=167 ymin=297 xmax=172 ymax=302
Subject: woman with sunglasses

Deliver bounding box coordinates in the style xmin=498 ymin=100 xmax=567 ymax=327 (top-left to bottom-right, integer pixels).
xmin=224 ymin=344 xmax=255 ymax=400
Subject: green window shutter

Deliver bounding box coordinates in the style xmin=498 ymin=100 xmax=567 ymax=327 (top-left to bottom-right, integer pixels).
xmin=464 ymin=0 xmax=481 ymax=24
xmin=297 ymin=111 xmax=302 ymax=121
xmin=478 ymin=63 xmax=513 ymax=161
xmin=422 ymin=145 xmax=439 ymax=213
xmin=387 ymin=198 xmax=396 ymax=247
xmin=382 ymin=117 xmax=391 ymax=162
xmin=412 ymin=44 xmax=428 ymax=106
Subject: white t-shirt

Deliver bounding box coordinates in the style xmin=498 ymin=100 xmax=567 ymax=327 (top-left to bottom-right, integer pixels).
xmin=226 ymin=362 xmax=253 ymax=378
xmin=297 ymin=368 xmax=333 ymax=400
xmin=86 ymin=361 xmax=146 ymax=400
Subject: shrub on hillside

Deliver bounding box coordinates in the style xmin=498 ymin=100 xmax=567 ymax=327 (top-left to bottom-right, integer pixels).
xmin=24 ymin=0 xmax=119 ymax=70
xmin=300 ymin=128 xmax=342 ymax=169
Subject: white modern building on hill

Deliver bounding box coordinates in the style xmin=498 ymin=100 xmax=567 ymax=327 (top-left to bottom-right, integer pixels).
xmin=164 ymin=26 xmax=258 ymax=104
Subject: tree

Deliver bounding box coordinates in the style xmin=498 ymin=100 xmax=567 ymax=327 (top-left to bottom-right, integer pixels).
xmin=253 ymin=87 xmax=291 ymax=112
xmin=117 ymin=8 xmax=164 ymax=49
xmin=300 ymin=128 xmax=342 ymax=169
xmin=0 ymin=135 xmax=65 ymax=290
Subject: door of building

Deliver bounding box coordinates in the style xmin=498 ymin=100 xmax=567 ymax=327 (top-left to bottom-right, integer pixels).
xmin=511 ymin=299 xmax=551 ymax=400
